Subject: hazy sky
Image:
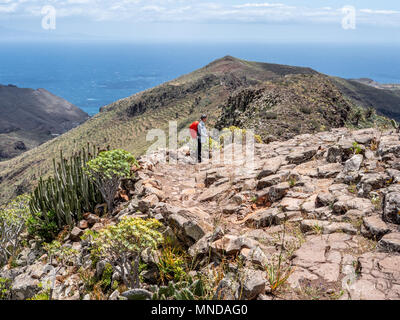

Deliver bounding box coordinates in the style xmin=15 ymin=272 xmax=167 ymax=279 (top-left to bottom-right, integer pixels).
xmin=0 ymin=0 xmax=399 ymax=43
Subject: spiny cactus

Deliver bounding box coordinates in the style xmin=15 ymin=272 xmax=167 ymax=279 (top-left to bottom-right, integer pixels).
xmin=29 ymin=143 xmax=104 ymax=229
xmin=391 ymin=119 xmax=400 ymax=133
xmin=151 ymin=278 xmax=205 ymax=300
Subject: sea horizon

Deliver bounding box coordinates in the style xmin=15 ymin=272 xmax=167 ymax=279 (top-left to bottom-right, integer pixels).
xmin=1 ymin=41 xmax=399 ymax=116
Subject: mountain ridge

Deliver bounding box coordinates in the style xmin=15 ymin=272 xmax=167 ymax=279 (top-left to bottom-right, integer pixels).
xmin=0 ymin=56 xmax=398 ymax=204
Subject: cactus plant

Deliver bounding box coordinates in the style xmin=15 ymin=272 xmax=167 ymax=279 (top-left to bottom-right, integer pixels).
xmin=29 ymin=144 xmax=104 ymax=231
xmin=151 ymin=278 xmax=205 ymax=300
xmin=391 ymin=119 xmax=400 ymax=133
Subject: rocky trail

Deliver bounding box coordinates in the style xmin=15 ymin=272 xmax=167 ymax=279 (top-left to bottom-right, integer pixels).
xmin=4 ymin=127 xmax=400 ymax=300
xmin=131 ymin=127 xmax=400 ymax=300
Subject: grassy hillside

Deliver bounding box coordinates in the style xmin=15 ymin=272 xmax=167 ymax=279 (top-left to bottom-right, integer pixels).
xmin=0 ymin=56 xmax=396 ymax=204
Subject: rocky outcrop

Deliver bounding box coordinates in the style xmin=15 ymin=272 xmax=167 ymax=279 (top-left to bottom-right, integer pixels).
xmin=215 ymin=74 xmax=387 ymax=143
xmin=4 ymin=127 xmax=400 ymax=301
xmin=124 ymin=126 xmax=400 ymax=300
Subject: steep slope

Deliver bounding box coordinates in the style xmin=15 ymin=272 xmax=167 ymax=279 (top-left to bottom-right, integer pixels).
xmin=0 ymin=84 xmax=88 ymax=160
xmin=0 ymin=56 xmax=396 ymax=204
xmin=216 ymin=74 xmax=389 ymax=141
xmin=332 ymin=78 xmax=400 ymax=120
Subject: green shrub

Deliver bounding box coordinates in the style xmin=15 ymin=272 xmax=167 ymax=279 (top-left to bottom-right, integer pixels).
xmin=86 ymin=217 xmax=163 ymax=289
xmin=85 ymin=149 xmax=139 ymax=212
xmin=351 ymin=142 xmax=362 ymax=155
xmin=151 ymin=277 xmax=206 ymax=300
xmin=100 ymin=263 xmax=114 ymax=292
xmin=0 ymin=277 xmax=11 ymax=300
xmin=157 ymin=244 xmax=187 ymax=285
xmin=0 ymin=195 xmax=30 ymax=267
xmin=27 ymin=286 xmax=51 ymax=300
xmin=26 ymin=210 xmax=59 ymax=243
xmin=43 ymin=241 xmax=78 ymax=269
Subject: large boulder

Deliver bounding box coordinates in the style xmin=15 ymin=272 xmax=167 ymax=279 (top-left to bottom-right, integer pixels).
xmin=286 ymin=148 xmax=317 ymax=165
xmin=326 ymin=140 xmax=354 ymax=163
xmin=378 ymin=233 xmax=400 ymax=253
xmin=11 ymin=273 xmax=40 ymax=300
xmin=168 ymin=214 xmax=206 ymax=246
xmin=257 ymin=157 xmax=283 ymax=180
xmin=358 ymin=173 xmax=389 ymax=196
xmin=245 ymin=208 xmax=279 ymax=228
xmin=121 ymin=288 xmax=153 ymax=300
xmin=238 ymin=269 xmax=266 ymax=300
xmin=268 ymin=182 xmax=290 ymax=203
xmin=344 ymin=154 xmax=363 ymax=173
xmin=383 ymin=191 xmax=400 ymax=224
xmin=362 ymin=216 xmax=391 ymax=240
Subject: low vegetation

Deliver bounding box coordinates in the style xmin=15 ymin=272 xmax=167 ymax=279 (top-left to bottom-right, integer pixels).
xmin=84 ymin=217 xmax=163 ymax=289
xmin=0 ymin=195 xmax=30 ymax=267
xmin=0 ymin=277 xmax=12 ymax=300
xmin=85 ymin=149 xmax=139 ymax=212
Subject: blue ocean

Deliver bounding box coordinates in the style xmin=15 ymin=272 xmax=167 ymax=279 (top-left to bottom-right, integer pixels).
xmin=1 ymin=42 xmax=399 ymax=116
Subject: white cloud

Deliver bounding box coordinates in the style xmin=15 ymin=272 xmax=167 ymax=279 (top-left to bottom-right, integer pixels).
xmin=360 ymin=9 xmax=400 ymax=15
xmin=0 ymin=1 xmax=18 ymax=13
xmin=0 ymin=1 xmax=399 ymax=28
xmin=141 ymin=5 xmax=166 ymax=12
xmin=233 ymin=3 xmax=290 ymax=9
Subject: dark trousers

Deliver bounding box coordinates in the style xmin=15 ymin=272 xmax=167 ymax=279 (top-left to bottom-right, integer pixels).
xmin=197 ymin=138 xmax=202 ymax=163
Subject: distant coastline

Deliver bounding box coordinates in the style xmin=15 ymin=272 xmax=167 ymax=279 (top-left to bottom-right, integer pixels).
xmin=1 ymin=42 xmax=399 ymax=116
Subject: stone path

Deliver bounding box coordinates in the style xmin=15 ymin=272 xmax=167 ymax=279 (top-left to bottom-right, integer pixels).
xmin=137 ymin=127 xmax=400 ymax=300
xmin=7 ymin=127 xmax=400 ymax=300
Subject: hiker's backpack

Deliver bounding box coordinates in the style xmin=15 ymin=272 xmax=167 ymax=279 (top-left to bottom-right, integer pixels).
xmin=189 ymin=121 xmax=199 ymax=139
